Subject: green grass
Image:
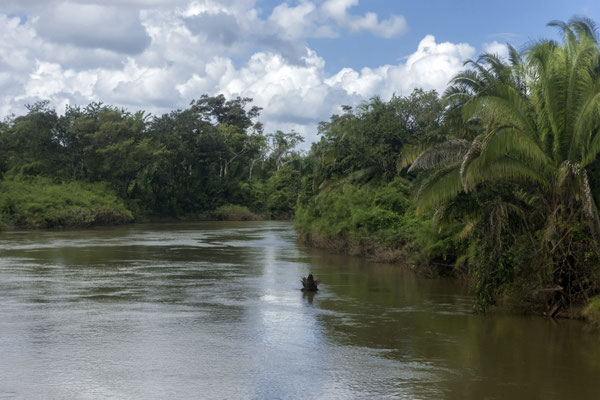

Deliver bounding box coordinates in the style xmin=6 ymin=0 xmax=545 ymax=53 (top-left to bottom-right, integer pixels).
xmin=0 ymin=177 xmax=134 ymax=229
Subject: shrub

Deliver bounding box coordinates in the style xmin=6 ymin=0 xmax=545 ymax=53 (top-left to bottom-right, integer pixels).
xmin=295 ymin=178 xmax=428 ymax=252
xmin=0 ymin=177 xmax=134 ymax=228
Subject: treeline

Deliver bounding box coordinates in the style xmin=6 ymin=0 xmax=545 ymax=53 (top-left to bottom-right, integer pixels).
xmin=297 ymin=18 xmax=600 ymax=316
xmin=0 ymin=94 xmax=305 ymax=227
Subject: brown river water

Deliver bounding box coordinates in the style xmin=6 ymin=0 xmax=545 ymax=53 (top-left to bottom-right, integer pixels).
xmin=1 ymin=221 xmax=599 ymax=399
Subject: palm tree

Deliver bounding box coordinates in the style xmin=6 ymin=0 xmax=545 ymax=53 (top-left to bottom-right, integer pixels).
xmin=411 ymin=17 xmax=600 ymax=310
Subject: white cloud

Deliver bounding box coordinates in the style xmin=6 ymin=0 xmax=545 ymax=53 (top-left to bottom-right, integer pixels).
xmin=269 ymin=2 xmax=323 ymax=39
xmin=174 ymin=36 xmax=473 ymax=143
xmin=19 ymin=61 xmax=96 ymax=100
xmin=265 ymin=0 xmax=408 ymax=40
xmin=326 ymin=35 xmax=475 ymax=98
xmin=320 ymin=0 xmax=407 ymax=38
xmin=483 ymin=40 xmax=510 ymax=60
xmin=0 ymin=1 xmax=477 ymax=146
xmin=35 ymin=2 xmax=151 ymax=54
xmin=0 ymin=0 xmax=189 ymax=12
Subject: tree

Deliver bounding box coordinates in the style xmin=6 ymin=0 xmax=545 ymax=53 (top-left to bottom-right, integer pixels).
xmin=411 ymin=17 xmax=600 ymax=311
xmin=268 ymin=130 xmax=304 ymax=171
xmin=191 ymin=94 xmax=262 ymax=130
xmin=4 ymin=101 xmax=61 ymax=176
xmin=313 ymin=91 xmax=444 ymax=187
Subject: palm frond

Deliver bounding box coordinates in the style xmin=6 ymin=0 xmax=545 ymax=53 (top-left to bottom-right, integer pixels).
xmin=568 ymin=16 xmax=599 ymax=43
xmin=508 ymin=44 xmax=522 ymax=67
xmin=479 ymin=126 xmax=552 ymax=176
xmin=465 ymin=155 xmax=551 ymax=192
xmin=457 ymin=219 xmax=476 ymax=240
xmin=557 ymin=161 xmax=600 ymax=251
xmin=415 ymin=167 xmax=462 ymax=214
xmin=399 ymin=143 xmax=428 ymax=171
xmin=408 ymin=140 xmax=470 ymax=173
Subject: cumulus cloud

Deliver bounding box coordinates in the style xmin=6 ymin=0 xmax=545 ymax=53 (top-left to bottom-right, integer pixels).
xmin=321 ymin=0 xmax=407 ymax=38
xmin=181 ymin=4 xmax=308 ymax=63
xmin=269 ymin=2 xmax=326 ymax=39
xmin=267 ymin=0 xmax=407 ymax=40
xmin=326 ymin=35 xmax=475 ymax=98
xmin=174 ymin=36 xmax=473 ymax=143
xmin=0 ymin=1 xmax=477 ymax=146
xmin=0 ymin=0 xmax=188 ymax=12
xmin=483 ymin=40 xmax=510 ymax=60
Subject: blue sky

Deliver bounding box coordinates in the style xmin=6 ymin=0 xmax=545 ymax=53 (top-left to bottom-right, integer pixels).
xmin=1 ymin=0 xmax=599 ymax=144
xmin=252 ymin=0 xmax=600 ymax=73
xmin=307 ymin=0 xmax=600 ymax=73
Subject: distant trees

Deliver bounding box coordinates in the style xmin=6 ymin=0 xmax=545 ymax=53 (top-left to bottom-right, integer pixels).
xmin=0 ymin=95 xmax=303 ymax=218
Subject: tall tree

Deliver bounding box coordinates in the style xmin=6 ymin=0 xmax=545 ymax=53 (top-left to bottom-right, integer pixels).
xmin=411 ymin=17 xmax=600 ymax=310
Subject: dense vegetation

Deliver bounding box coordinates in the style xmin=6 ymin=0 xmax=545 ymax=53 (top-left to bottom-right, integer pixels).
xmin=3 ymin=18 xmax=600 ymax=316
xmin=297 ymin=18 xmax=600 ymax=315
xmin=0 ymin=95 xmax=304 ymax=227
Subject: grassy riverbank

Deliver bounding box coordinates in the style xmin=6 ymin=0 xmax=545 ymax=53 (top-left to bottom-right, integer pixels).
xmin=0 ymin=177 xmax=134 ymax=229
xmin=294 ymin=178 xmax=457 ymax=271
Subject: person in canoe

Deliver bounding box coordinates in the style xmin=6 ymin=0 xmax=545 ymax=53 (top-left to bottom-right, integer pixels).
xmin=301 ymin=273 xmax=320 ymax=291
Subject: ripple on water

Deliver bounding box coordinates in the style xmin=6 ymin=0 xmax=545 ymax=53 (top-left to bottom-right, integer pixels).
xmin=1 ymin=222 xmax=600 ymax=399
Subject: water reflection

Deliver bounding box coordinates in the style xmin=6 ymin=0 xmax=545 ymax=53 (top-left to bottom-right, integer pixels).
xmin=0 ymin=221 xmax=599 ymax=399
xmin=302 ymin=290 xmax=317 ymax=305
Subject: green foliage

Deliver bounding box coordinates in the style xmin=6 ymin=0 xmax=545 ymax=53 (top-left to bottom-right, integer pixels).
xmin=295 ymin=179 xmax=423 ymax=248
xmin=295 ymin=90 xmax=468 ymax=266
xmin=410 ymin=219 xmax=464 ymax=274
xmin=0 ymin=95 xmax=304 ymax=221
xmin=312 ymin=90 xmax=444 ymax=184
xmin=408 ymin=17 xmax=600 ymax=311
xmin=264 ymin=165 xmax=302 ymax=219
xmin=0 ymin=177 xmax=133 ymax=228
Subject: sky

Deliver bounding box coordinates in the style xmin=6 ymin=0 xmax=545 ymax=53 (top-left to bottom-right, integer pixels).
xmin=1 ymin=0 xmax=599 ymax=145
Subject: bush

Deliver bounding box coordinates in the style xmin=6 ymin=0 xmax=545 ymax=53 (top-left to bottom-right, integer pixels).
xmin=295 ymin=178 xmax=428 ymax=253
xmin=0 ymin=177 xmax=134 ymax=228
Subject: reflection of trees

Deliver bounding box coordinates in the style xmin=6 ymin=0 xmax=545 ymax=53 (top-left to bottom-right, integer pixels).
xmin=304 ymin=248 xmax=600 ymax=398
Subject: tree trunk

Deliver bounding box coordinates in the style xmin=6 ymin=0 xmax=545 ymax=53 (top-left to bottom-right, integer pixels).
xmin=249 ymin=158 xmax=257 ymax=180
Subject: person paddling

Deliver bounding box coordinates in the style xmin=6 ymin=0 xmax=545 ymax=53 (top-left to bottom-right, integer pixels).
xmin=301 ymin=273 xmax=320 ymax=291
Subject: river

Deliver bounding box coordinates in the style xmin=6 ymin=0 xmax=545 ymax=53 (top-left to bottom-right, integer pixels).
xmin=1 ymin=221 xmax=599 ymax=399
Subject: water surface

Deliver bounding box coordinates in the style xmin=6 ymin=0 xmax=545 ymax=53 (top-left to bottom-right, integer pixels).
xmin=1 ymin=221 xmax=599 ymax=399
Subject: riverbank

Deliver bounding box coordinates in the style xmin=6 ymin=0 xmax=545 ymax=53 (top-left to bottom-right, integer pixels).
xmin=0 ymin=179 xmax=274 ymax=231
xmin=299 ymin=231 xmax=408 ymax=264
xmin=297 ymin=226 xmax=595 ymax=321
xmin=137 ymin=205 xmax=266 ymax=224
